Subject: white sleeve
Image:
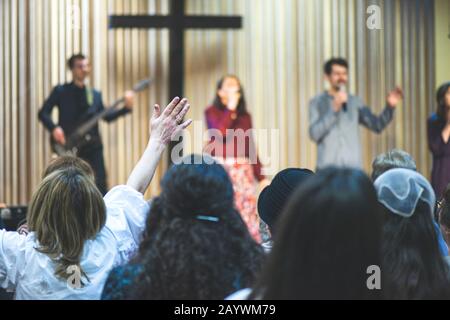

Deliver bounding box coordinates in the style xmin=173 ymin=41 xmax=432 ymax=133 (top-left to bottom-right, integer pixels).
xmin=225 ymin=288 xmax=252 ymax=300
xmin=0 ymin=230 xmax=27 ymax=291
xmin=103 ymin=185 xmax=150 ymax=266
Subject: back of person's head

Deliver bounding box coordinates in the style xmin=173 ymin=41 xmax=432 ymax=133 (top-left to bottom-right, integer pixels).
xmin=258 ymin=168 xmax=314 ymax=235
xmin=129 ymin=154 xmax=264 ymax=299
xmin=252 ymin=168 xmax=382 ymax=300
xmin=43 ymin=156 xmax=95 ymax=180
xmin=371 ymin=149 xmax=416 ymax=181
xmin=374 ymin=168 xmax=450 ymax=299
xmin=27 ymin=167 xmax=106 ymax=284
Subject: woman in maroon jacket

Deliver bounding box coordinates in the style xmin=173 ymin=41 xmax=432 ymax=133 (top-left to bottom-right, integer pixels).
xmin=205 ymin=75 xmax=268 ymax=243
xmin=428 ymin=82 xmax=450 ymax=198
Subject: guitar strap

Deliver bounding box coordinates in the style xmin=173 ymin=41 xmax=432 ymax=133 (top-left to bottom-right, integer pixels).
xmin=85 ymin=86 xmax=94 ymax=108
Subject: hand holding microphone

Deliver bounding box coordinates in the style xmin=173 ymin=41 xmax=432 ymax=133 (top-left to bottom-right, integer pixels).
xmin=333 ymin=85 xmax=348 ymax=112
xmin=226 ymin=88 xmax=241 ymax=111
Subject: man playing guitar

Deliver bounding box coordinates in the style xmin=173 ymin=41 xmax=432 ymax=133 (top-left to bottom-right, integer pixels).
xmin=38 ymin=54 xmax=134 ymax=195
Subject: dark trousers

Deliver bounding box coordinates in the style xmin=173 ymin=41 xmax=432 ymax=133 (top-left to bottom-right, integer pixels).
xmin=78 ymin=145 xmax=108 ymax=195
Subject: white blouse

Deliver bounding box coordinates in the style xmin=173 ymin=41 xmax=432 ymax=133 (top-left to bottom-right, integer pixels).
xmin=0 ymin=185 xmax=149 ymax=300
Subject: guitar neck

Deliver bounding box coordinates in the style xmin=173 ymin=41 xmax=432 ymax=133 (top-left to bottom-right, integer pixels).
xmin=68 ymin=78 xmax=152 ymax=141
xmin=73 ymin=97 xmax=125 ymax=138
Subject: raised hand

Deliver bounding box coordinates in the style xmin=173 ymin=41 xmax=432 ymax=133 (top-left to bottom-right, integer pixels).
xmin=227 ymin=90 xmax=241 ymax=111
xmin=127 ymin=97 xmax=192 ymax=194
xmin=387 ymin=86 xmax=404 ymax=108
xmin=149 ymin=97 xmax=192 ymax=146
xmin=124 ymin=90 xmax=135 ymax=110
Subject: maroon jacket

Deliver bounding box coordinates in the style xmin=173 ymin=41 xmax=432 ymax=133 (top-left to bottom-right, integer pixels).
xmin=205 ymin=105 xmax=264 ymax=181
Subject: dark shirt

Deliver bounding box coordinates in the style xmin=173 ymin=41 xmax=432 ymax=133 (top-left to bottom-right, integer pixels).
xmin=427 ymin=113 xmax=450 ymax=198
xmin=205 ymin=105 xmax=264 ymax=181
xmin=38 ymin=82 xmax=130 ymax=150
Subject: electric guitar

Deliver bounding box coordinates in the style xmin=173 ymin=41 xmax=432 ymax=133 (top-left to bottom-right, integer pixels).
xmin=51 ymin=78 xmax=152 ymax=156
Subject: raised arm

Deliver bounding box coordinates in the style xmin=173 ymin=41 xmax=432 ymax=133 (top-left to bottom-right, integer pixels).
xmin=359 ymin=86 xmax=403 ymax=133
xmin=358 ymin=105 xmax=394 ymax=134
xmin=126 ymin=97 xmax=192 ymax=194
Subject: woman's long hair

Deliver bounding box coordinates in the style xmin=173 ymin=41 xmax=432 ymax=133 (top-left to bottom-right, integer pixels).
xmin=436 ymin=82 xmax=450 ymax=121
xmin=27 ymin=167 xmax=106 ymax=284
xmin=382 ymin=200 xmax=450 ymax=299
xmin=213 ymin=75 xmax=248 ymax=115
xmin=127 ymin=154 xmax=264 ymax=299
xmin=439 ymin=184 xmax=450 ymax=229
xmin=251 ymin=168 xmax=383 ymax=300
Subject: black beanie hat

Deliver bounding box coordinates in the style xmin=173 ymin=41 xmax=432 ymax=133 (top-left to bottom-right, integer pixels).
xmin=258 ymin=168 xmax=314 ymax=234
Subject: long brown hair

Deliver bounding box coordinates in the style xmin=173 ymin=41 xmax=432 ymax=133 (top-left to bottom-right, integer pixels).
xmin=251 ymin=168 xmax=382 ymax=300
xmin=213 ymin=75 xmax=248 ymax=115
xmin=436 ymin=82 xmax=450 ymax=121
xmin=27 ymin=167 xmax=106 ymax=284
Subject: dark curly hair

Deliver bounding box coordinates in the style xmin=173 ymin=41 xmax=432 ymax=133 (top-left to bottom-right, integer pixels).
xmin=439 ymin=183 xmax=450 ymax=230
xmin=126 ymin=154 xmax=264 ymax=299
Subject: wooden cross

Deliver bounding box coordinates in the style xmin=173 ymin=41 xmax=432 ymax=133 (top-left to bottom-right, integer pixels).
xmin=109 ymin=0 xmax=243 ymax=161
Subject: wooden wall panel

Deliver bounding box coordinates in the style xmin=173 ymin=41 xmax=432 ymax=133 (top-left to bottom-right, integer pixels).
xmin=0 ymin=0 xmax=437 ymax=204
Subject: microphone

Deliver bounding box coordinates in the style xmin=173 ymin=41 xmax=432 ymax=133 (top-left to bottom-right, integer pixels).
xmin=338 ymin=85 xmax=347 ymax=112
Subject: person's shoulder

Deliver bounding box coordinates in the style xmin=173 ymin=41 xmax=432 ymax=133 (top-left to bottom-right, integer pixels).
xmin=309 ymin=92 xmax=328 ymax=105
xmin=104 ymin=185 xmax=142 ymax=201
xmin=428 ymin=113 xmax=440 ymax=123
xmin=225 ymin=288 xmax=253 ymax=300
xmin=0 ymin=229 xmax=30 ymax=261
xmin=92 ymin=87 xmax=102 ymax=96
xmin=60 ymin=82 xmax=74 ymax=90
xmin=52 ymin=83 xmax=68 ymax=93
xmin=240 ymin=111 xmax=252 ymax=121
xmin=0 ymin=229 xmax=28 ymax=249
xmin=349 ymin=94 xmax=364 ymax=104
xmin=205 ymin=104 xmax=220 ymax=114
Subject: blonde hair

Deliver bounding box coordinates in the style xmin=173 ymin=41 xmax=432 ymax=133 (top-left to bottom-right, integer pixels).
xmin=27 ymin=167 xmax=106 ymax=284
xmin=43 ymin=156 xmax=94 ymax=180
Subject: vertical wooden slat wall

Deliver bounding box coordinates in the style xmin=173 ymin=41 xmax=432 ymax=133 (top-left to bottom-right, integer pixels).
xmin=0 ymin=0 xmax=437 ymax=204
xmin=183 ymin=0 xmax=436 ymax=178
